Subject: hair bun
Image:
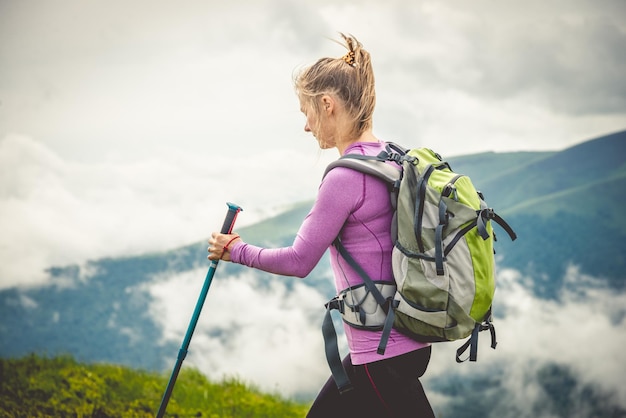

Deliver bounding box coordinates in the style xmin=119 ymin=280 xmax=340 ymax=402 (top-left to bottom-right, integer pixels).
xmin=342 ymin=50 xmax=356 ymax=66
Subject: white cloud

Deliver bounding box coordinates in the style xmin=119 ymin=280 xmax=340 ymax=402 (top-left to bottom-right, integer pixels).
xmin=0 ymin=134 xmax=331 ymax=289
xmin=1 ymin=0 xmax=624 ymax=163
xmin=497 ymin=267 xmax=626 ymax=405
xmin=425 ymin=266 xmax=626 ymax=415
xmin=144 ymin=268 xmax=331 ymax=398
xmin=141 ymin=262 xmax=626 ymax=410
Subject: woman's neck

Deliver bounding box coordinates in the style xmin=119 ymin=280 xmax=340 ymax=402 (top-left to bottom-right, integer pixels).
xmin=336 ymin=130 xmax=378 ymax=155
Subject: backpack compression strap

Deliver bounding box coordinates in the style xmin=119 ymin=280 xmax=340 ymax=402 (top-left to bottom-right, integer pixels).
xmin=477 ymin=208 xmax=518 ymax=242
xmin=321 ymin=306 xmax=354 ymax=393
xmin=322 ymin=239 xmax=396 ymax=393
xmin=455 ymin=309 xmax=498 ymax=362
xmin=334 ymin=238 xmax=396 ymax=355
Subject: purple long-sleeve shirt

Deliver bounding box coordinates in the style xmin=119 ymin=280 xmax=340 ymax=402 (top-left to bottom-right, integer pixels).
xmin=231 ymin=141 xmax=429 ymax=364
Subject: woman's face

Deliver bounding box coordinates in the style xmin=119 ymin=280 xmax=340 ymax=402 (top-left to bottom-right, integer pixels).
xmin=300 ymin=97 xmax=335 ymax=149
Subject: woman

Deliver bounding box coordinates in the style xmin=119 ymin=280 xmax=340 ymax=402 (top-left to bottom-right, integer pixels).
xmin=208 ymin=33 xmax=435 ymax=417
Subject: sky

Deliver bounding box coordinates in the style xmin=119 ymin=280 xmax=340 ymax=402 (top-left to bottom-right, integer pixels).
xmin=1 ymin=0 xmax=625 ymax=286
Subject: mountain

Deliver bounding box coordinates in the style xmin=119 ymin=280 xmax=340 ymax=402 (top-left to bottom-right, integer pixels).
xmin=446 ymin=129 xmax=626 ymax=296
xmin=1 ymin=130 xmax=625 ymax=417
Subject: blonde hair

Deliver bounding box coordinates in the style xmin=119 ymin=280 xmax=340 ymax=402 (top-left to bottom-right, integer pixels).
xmin=294 ymin=33 xmax=376 ymax=140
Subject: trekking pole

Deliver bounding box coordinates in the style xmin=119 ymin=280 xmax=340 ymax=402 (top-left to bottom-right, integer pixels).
xmin=156 ymin=202 xmax=243 ymax=418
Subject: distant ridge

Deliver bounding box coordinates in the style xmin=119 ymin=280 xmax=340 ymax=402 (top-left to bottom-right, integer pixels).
xmin=448 ymin=130 xmax=626 ymax=293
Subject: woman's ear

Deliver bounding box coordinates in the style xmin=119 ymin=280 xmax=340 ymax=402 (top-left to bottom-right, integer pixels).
xmin=321 ymin=95 xmax=334 ymax=115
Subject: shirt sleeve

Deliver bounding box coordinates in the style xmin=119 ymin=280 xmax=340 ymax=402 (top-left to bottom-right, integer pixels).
xmin=230 ymin=166 xmax=366 ymax=278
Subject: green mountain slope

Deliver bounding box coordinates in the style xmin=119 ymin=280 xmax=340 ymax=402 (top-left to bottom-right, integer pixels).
xmin=505 ymin=173 xmax=626 ymax=223
xmin=444 ymin=130 xmax=626 ymax=292
xmin=446 ymin=150 xmax=556 ymax=188
xmin=482 ymin=130 xmax=625 ymax=211
xmin=237 ymin=201 xmax=313 ymax=246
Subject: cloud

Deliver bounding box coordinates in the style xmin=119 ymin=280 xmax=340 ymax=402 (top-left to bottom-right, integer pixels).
xmin=424 ymin=266 xmax=626 ymax=415
xmin=497 ymin=266 xmax=626 ymax=405
xmin=0 ymin=134 xmax=332 ymax=289
xmin=1 ymin=0 xmax=624 ymax=165
xmin=144 ymin=268 xmax=332 ymax=399
xmin=459 ymin=6 xmax=626 ymax=116
xmin=140 ymin=259 xmax=626 ymax=411
xmin=366 ymin=0 xmax=626 ymax=116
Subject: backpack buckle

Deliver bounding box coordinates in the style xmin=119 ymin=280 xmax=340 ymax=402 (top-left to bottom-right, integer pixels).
xmin=401 ymin=154 xmax=417 ymax=165
xmin=383 ymin=150 xmax=416 ymax=165
xmin=385 ymin=152 xmax=403 ymax=164
xmin=325 ymin=297 xmax=345 ymax=314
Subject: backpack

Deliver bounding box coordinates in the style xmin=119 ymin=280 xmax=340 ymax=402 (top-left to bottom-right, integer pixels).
xmin=321 ymin=143 xmax=517 ymax=393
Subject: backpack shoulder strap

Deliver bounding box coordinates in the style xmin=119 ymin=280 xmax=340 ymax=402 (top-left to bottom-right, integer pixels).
xmin=322 ymin=141 xmax=413 ymax=182
xmin=323 ymin=157 xmax=401 ymax=184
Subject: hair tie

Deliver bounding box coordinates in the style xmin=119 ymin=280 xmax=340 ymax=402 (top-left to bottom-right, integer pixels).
xmin=342 ymin=51 xmax=356 ymax=66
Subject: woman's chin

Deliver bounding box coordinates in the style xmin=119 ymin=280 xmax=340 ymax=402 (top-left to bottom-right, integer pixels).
xmin=317 ymin=139 xmax=335 ymax=150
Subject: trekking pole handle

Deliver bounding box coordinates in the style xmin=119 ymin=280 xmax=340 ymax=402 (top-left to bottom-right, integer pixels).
xmin=220 ymin=202 xmax=243 ymax=235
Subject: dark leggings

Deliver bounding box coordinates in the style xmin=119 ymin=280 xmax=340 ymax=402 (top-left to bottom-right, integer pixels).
xmin=307 ymin=346 xmax=435 ymax=418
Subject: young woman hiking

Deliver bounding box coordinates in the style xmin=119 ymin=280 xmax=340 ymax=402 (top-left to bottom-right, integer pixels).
xmin=208 ymin=33 xmax=435 ymax=418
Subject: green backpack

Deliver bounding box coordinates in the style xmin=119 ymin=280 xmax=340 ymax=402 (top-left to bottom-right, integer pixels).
xmin=322 ymin=143 xmax=517 ymax=393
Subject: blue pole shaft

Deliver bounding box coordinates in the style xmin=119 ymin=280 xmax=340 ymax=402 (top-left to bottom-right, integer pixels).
xmin=156 ymin=202 xmax=242 ymax=417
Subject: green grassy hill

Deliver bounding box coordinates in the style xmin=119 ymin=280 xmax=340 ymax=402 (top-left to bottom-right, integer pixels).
xmin=0 ymin=354 xmax=309 ymax=417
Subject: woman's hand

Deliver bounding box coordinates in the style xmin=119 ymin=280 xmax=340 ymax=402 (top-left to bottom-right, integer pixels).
xmin=207 ymin=232 xmax=241 ymax=262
